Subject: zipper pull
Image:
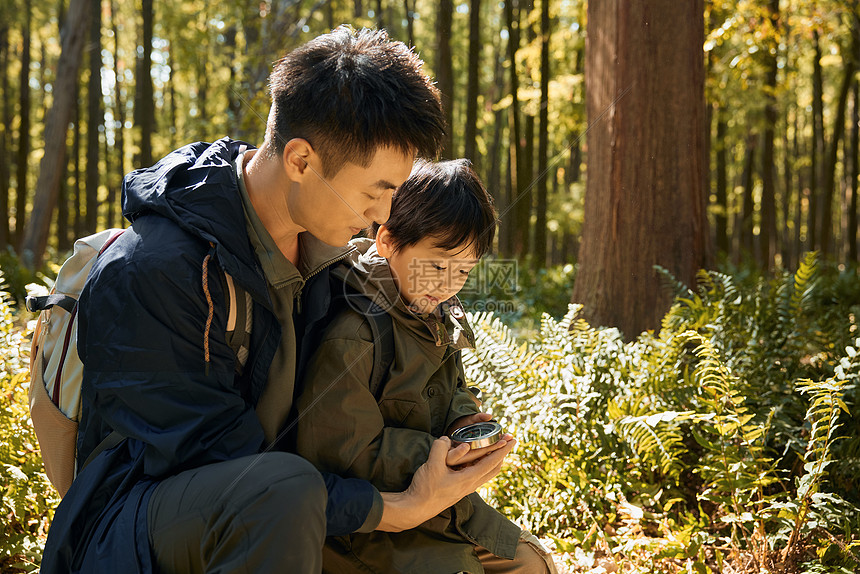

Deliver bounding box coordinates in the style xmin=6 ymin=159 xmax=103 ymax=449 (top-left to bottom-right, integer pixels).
xmin=295 ymin=288 xmax=302 ymax=314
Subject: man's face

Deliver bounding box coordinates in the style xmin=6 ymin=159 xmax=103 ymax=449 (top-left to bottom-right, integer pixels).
xmin=290 ymin=146 xmax=415 ymax=247
xmin=378 ymin=230 xmax=480 ymax=314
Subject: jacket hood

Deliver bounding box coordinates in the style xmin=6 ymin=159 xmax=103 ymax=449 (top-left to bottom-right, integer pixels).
xmin=335 ymin=238 xmax=475 ymax=350
xmin=122 ymin=138 xmax=268 ymax=300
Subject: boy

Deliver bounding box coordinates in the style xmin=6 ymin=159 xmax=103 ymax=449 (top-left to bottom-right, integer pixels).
xmin=294 ymin=160 xmax=556 ymax=573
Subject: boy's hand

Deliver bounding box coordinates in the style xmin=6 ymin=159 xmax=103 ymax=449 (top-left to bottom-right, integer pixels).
xmin=446 ymin=412 xmax=514 ymax=467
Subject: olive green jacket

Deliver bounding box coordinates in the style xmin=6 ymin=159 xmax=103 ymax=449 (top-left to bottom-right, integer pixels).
xmin=294 ymin=239 xmax=520 ymax=573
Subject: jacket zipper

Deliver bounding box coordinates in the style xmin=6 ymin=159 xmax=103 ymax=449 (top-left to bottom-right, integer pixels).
xmin=294 ymin=249 xmax=354 ymax=315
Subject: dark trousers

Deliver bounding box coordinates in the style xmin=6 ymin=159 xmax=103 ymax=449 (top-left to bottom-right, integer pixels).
xmin=148 ymin=452 xmax=327 ymax=573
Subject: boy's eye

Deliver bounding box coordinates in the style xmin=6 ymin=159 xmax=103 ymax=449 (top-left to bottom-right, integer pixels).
xmin=459 ymin=269 xmax=471 ymax=276
xmin=432 ymin=264 xmax=447 ymax=271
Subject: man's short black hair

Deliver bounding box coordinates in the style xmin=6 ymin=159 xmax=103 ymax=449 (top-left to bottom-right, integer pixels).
xmin=266 ymin=26 xmax=446 ymax=177
xmin=373 ymin=159 xmax=497 ymax=258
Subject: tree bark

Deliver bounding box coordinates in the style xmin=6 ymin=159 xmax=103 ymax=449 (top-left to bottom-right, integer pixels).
xmin=436 ymin=0 xmax=454 ymax=158
xmin=20 ymin=0 xmax=92 ymax=269
xmin=571 ymin=0 xmax=708 ymax=339
xmin=16 ymin=0 xmax=32 ymax=249
xmin=534 ymin=0 xmax=551 ymax=268
xmin=849 ymin=81 xmax=859 ymax=262
xmin=759 ymin=0 xmax=779 ymax=268
xmin=0 ymin=22 xmax=10 ymax=248
xmin=85 ymin=0 xmax=102 ymax=235
xmin=464 ymin=0 xmax=482 ymax=169
xmin=403 ymin=0 xmax=414 ymax=47
xmin=110 ymin=0 xmax=125 ymax=229
xmin=819 ymin=12 xmax=859 ymax=257
xmin=809 ymin=29 xmax=824 ymax=250
xmin=740 ymin=134 xmax=757 ymax=260
xmin=714 ymin=106 xmax=729 ymax=255
xmin=505 ymin=0 xmax=527 ymax=257
xmin=134 ymin=0 xmax=155 ymax=167
xmin=73 ymin=85 xmax=83 ymax=239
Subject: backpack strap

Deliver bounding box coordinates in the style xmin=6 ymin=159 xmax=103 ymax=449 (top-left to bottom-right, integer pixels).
xmin=337 ymin=287 xmax=395 ymax=399
xmin=223 ymin=272 xmax=253 ymax=374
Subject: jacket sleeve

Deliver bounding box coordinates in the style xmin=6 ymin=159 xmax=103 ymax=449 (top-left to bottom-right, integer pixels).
xmin=294 ymin=313 xmax=436 ymax=493
xmin=78 ymin=221 xmax=266 ymax=478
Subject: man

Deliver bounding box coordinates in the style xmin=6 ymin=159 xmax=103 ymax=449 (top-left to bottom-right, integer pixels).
xmin=41 ymin=27 xmax=514 ymax=573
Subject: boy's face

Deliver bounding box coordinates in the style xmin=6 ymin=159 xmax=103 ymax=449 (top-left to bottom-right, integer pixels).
xmin=289 ymin=146 xmax=415 ymax=247
xmin=377 ymin=227 xmax=480 ymax=314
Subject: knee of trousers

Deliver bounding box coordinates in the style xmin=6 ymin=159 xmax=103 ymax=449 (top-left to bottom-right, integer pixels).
xmin=224 ymin=452 xmax=327 ymax=517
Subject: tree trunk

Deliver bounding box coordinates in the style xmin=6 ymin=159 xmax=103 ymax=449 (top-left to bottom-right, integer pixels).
xmin=572 ymin=0 xmax=708 ymax=339
xmin=15 ymin=0 xmax=32 ymax=249
xmin=819 ymin=13 xmax=859 ymax=257
xmin=464 ymin=0 xmax=482 ymax=168
xmin=809 ymin=29 xmax=824 ymax=250
xmin=73 ymin=87 xmax=83 ymax=239
xmin=849 ymin=81 xmax=859 ymax=262
xmin=740 ymin=134 xmax=757 ymax=260
xmin=714 ymin=106 xmax=729 ymax=255
xmin=110 ymin=0 xmax=125 ymax=229
xmin=134 ymin=0 xmax=155 ymax=168
xmin=0 ymin=22 xmax=10 ymax=248
xmin=20 ymin=0 xmax=92 ymax=269
xmin=534 ymin=0 xmax=551 ymax=269
xmin=782 ymin=108 xmax=794 ymax=267
xmin=403 ymin=0 xmax=414 ymax=47
xmin=505 ymin=0 xmax=527 ymax=257
xmin=759 ymin=0 xmax=779 ymax=268
xmin=375 ymin=0 xmax=384 ymax=29
xmin=85 ymin=0 xmax=102 ymax=235
xmin=436 ymin=0 xmax=454 ymax=158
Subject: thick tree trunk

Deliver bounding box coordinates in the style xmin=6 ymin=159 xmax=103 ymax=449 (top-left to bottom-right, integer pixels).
xmin=16 ymin=0 xmax=32 ymax=249
xmin=464 ymin=0 xmax=482 ymax=168
xmin=534 ymin=0 xmax=551 ymax=269
xmin=0 ymin=23 xmax=10 ymax=248
xmin=134 ymin=0 xmax=155 ymax=167
xmin=20 ymin=0 xmax=92 ymax=269
xmin=571 ymin=0 xmax=708 ymax=339
xmin=436 ymin=0 xmax=454 ymax=158
xmin=85 ymin=0 xmax=102 ymax=235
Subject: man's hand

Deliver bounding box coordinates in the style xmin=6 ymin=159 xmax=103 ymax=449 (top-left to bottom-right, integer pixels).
xmin=446 ymin=412 xmax=514 ymax=467
xmin=376 ymin=435 xmax=515 ymax=532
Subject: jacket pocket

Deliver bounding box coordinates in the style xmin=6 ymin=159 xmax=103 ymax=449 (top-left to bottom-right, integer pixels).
xmin=377 ymin=398 xmax=416 ymax=426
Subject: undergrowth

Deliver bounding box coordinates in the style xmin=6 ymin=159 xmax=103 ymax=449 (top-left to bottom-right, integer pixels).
xmin=465 ymin=254 xmax=860 ymax=573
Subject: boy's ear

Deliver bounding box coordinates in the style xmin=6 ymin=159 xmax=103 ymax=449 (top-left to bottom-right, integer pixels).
xmin=375 ymin=225 xmax=395 ymax=258
xmin=281 ymin=138 xmax=314 ymax=181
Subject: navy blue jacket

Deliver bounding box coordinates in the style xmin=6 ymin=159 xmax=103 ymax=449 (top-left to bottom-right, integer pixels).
xmin=40 ymin=138 xmax=378 ymax=573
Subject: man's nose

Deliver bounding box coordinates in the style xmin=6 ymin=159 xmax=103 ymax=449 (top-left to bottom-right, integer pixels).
xmin=366 ymin=194 xmax=393 ymax=225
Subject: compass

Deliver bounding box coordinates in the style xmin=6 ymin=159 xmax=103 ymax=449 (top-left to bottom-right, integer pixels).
xmin=450 ymin=421 xmax=504 ymax=449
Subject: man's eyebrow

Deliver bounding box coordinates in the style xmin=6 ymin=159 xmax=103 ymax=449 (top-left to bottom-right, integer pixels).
xmin=373 ymin=180 xmax=400 ymax=190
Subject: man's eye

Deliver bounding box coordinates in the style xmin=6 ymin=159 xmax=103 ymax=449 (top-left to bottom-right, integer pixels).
xmin=432 ymin=264 xmax=446 ymax=271
xmin=459 ymin=269 xmax=471 ymax=276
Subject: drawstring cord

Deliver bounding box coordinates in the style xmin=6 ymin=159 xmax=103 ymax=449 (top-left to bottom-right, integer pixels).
xmin=202 ymin=243 xmax=216 ymax=376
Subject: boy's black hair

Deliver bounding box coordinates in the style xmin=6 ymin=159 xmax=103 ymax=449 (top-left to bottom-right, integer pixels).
xmin=266 ymin=26 xmax=446 ymax=177
xmin=372 ymin=159 xmax=497 ymax=258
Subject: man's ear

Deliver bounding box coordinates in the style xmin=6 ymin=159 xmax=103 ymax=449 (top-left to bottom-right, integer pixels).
xmin=281 ymin=138 xmax=314 ymax=181
xmin=375 ymin=225 xmax=395 ymax=258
